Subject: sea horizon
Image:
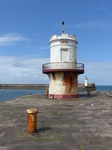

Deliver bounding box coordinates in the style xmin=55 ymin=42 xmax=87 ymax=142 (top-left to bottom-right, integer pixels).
xmin=0 ymin=85 xmax=112 ymax=103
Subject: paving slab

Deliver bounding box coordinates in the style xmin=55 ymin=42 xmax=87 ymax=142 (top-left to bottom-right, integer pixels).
xmin=0 ymin=91 xmax=112 ymax=149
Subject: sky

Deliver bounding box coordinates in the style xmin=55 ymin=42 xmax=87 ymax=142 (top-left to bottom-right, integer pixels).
xmin=0 ymin=0 xmax=112 ymax=85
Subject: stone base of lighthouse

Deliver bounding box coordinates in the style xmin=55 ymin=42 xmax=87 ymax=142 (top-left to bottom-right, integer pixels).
xmin=48 ymin=72 xmax=78 ymax=100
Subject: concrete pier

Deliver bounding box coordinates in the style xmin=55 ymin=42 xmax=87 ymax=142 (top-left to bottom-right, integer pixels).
xmin=0 ymin=91 xmax=112 ymax=149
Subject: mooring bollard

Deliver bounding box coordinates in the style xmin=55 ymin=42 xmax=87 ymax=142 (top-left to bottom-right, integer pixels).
xmin=29 ymin=92 xmax=31 ymax=95
xmin=87 ymin=90 xmax=90 ymax=96
xmin=46 ymin=90 xmax=48 ymax=97
xmin=26 ymin=109 xmax=38 ymax=133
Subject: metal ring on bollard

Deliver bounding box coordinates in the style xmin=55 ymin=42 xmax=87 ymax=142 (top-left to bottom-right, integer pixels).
xmin=26 ymin=109 xmax=38 ymax=133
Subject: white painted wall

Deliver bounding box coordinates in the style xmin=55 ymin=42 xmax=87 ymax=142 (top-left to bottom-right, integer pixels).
xmin=49 ymin=33 xmax=78 ymax=96
xmin=49 ymin=72 xmax=78 ymax=95
xmin=49 ymin=33 xmax=78 ymax=64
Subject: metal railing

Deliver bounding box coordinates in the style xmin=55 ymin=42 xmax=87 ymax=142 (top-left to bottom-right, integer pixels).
xmin=42 ymin=62 xmax=84 ymax=73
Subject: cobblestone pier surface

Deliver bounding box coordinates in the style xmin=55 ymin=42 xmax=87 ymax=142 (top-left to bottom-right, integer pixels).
xmin=0 ymin=91 xmax=112 ymax=150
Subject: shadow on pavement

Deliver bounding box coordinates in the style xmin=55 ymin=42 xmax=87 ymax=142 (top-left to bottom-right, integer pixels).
xmin=37 ymin=127 xmax=52 ymax=133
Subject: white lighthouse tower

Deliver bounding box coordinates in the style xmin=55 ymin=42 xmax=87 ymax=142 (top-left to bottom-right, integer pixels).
xmin=42 ymin=22 xmax=84 ymax=99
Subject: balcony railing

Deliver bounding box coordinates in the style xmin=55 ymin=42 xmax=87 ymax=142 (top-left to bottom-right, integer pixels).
xmin=42 ymin=62 xmax=84 ymax=74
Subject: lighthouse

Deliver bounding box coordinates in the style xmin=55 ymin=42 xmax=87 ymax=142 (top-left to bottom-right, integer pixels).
xmin=42 ymin=22 xmax=84 ymax=99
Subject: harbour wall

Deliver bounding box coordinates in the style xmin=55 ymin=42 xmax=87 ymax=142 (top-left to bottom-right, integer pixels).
xmin=0 ymin=84 xmax=49 ymax=90
xmin=0 ymin=83 xmax=95 ymax=91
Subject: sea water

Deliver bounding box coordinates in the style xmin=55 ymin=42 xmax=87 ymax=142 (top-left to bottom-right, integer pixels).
xmin=96 ymin=86 xmax=112 ymax=92
xmin=0 ymin=86 xmax=112 ymax=102
xmin=0 ymin=89 xmax=46 ymax=102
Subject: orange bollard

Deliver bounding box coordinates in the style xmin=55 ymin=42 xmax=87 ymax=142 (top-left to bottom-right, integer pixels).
xmin=26 ymin=109 xmax=38 ymax=133
xmin=46 ymin=90 xmax=48 ymax=97
xmin=87 ymin=90 xmax=90 ymax=96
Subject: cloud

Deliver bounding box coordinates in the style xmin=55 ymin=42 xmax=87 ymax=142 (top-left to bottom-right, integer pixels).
xmin=78 ymin=62 xmax=112 ymax=85
xmin=39 ymin=46 xmax=49 ymax=50
xmin=26 ymin=45 xmax=49 ymax=51
xmin=84 ymin=62 xmax=112 ymax=75
xmin=0 ymin=55 xmax=49 ymax=84
xmin=0 ymin=33 xmax=29 ymax=46
xmin=26 ymin=45 xmax=35 ymax=48
xmin=0 ymin=56 xmax=111 ymax=85
xmin=67 ymin=21 xmax=112 ymax=30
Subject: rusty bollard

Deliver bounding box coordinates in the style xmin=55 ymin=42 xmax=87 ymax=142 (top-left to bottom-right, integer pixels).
xmin=46 ymin=90 xmax=48 ymax=97
xmin=87 ymin=90 xmax=90 ymax=96
xmin=26 ymin=109 xmax=38 ymax=133
xmin=29 ymin=92 xmax=31 ymax=95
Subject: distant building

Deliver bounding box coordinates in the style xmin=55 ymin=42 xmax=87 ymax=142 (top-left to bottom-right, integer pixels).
xmin=85 ymin=76 xmax=88 ymax=86
xmin=42 ymin=22 xmax=84 ymax=99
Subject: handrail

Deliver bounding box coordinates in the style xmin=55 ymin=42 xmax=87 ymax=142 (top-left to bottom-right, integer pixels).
xmin=42 ymin=62 xmax=84 ymax=73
